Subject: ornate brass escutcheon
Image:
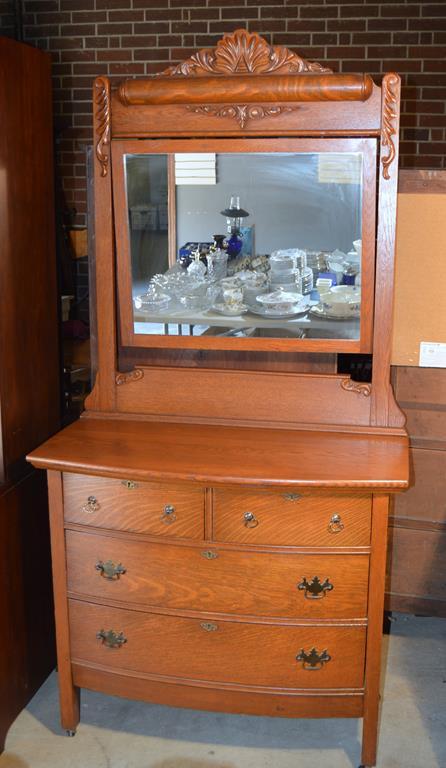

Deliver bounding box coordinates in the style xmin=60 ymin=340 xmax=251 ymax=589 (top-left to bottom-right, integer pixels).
xmin=96 ymin=629 xmax=127 ymax=648
xmin=296 ymin=647 xmax=331 ymax=671
xmin=201 ymin=550 xmax=218 ymax=559
xmin=328 ymin=513 xmax=344 ymax=534
xmin=121 ymin=480 xmax=138 ymax=489
xmin=297 ymin=576 xmax=334 ymax=600
xmin=200 ymin=622 xmax=218 ymax=632
xmin=82 ymin=495 xmax=100 ymax=514
xmin=161 ymin=504 xmax=177 ymax=524
xmin=95 ymin=560 xmax=126 ymax=580
xmin=282 ymin=492 xmax=303 ymax=502
xmin=243 ymin=511 xmax=259 ymax=528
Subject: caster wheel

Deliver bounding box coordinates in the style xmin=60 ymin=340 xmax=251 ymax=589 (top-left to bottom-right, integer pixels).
xmin=65 ymin=730 xmax=76 ymax=737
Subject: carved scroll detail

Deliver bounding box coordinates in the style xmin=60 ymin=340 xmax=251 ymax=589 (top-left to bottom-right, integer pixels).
xmin=115 ymin=369 xmax=144 ymax=386
xmin=94 ymin=77 xmax=111 ymax=178
xmin=161 ymin=29 xmax=331 ymax=77
xmin=381 ymin=73 xmax=400 ymax=181
xmin=187 ymin=103 xmax=296 ymax=128
xmin=340 ymin=378 xmax=372 ymax=397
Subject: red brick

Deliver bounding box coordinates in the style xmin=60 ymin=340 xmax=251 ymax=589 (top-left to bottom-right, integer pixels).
xmin=300 ymin=6 xmax=338 ymax=18
xmin=422 ymin=4 xmax=446 ymax=17
xmin=326 ymin=19 xmax=366 ymax=31
xmin=133 ymin=48 xmax=170 ymax=61
xmin=340 ymin=4 xmax=379 ymax=17
xmin=144 ymin=8 xmax=181 ymax=21
xmin=97 ymin=23 xmax=132 ymax=34
xmin=419 ymin=114 xmax=446 ymax=127
xmin=121 ymin=35 xmax=157 ymax=47
xmin=287 ymin=20 xmax=325 ymax=31
xmin=108 ymin=9 xmax=144 ymax=21
xmin=222 ymin=7 xmax=260 ymax=19
xmin=381 ymin=4 xmax=421 ymax=17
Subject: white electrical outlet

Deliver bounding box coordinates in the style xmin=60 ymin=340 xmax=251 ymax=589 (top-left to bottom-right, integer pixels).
xmin=419 ymin=342 xmax=446 ymax=368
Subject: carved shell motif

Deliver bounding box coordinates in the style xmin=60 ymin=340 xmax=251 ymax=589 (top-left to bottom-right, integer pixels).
xmin=161 ymin=28 xmax=332 ymax=77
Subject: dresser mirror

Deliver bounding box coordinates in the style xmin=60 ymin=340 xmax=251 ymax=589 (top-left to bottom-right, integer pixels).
xmin=113 ymin=138 xmax=376 ymax=352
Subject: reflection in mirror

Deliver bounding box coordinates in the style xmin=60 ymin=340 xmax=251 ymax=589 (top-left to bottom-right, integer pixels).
xmin=125 ymin=152 xmax=363 ymax=343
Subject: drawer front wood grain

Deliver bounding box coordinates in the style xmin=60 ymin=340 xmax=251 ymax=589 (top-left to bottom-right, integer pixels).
xmin=63 ymin=474 xmax=204 ymax=539
xmin=213 ymin=489 xmax=371 ymax=547
xmin=69 ymin=600 xmax=366 ymax=689
xmin=66 ymin=530 xmax=369 ymax=619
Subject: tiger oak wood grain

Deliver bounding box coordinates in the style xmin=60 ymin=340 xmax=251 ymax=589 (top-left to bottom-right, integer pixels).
xmin=72 ymin=664 xmax=364 ymax=718
xmin=27 ymin=418 xmax=409 ymax=490
xmin=63 ymin=474 xmax=204 ymax=539
xmin=69 ymin=599 xmax=366 ymax=689
xmin=66 ymin=531 xmax=370 ymax=620
xmin=213 ymin=489 xmax=371 ymax=547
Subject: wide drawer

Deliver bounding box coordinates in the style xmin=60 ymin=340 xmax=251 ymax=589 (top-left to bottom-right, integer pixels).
xmin=69 ymin=600 xmax=366 ymax=689
xmin=213 ymin=489 xmax=371 ymax=547
xmin=63 ymin=473 xmax=204 ymax=539
xmin=66 ymin=530 xmax=369 ymax=619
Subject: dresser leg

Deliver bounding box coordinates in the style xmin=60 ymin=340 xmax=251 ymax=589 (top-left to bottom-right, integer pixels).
xmin=360 ymin=495 xmax=390 ymax=768
xmin=59 ymin=681 xmax=80 ymax=734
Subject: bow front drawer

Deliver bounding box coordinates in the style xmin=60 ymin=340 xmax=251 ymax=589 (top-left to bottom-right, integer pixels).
xmin=69 ymin=600 xmax=366 ymax=690
xmin=213 ymin=489 xmax=371 ymax=547
xmin=63 ymin=473 xmax=205 ymax=539
xmin=66 ymin=530 xmax=369 ymax=619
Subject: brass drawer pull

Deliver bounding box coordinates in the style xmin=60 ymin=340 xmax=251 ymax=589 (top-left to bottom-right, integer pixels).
xmin=82 ymin=495 xmax=100 ymax=514
xmin=297 ymin=576 xmax=334 ymax=600
xmin=95 ymin=560 xmax=126 ymax=581
xmin=243 ymin=511 xmax=259 ymax=528
xmin=282 ymin=492 xmax=303 ymax=502
xmin=161 ymin=504 xmax=177 ymax=524
xmin=200 ymin=622 xmax=218 ymax=632
xmin=296 ymin=647 xmax=331 ymax=671
xmin=96 ymin=629 xmax=127 ymax=649
xmin=201 ymin=550 xmax=218 ymax=560
xmin=328 ymin=513 xmax=344 ymax=534
xmin=121 ymin=480 xmax=138 ymax=489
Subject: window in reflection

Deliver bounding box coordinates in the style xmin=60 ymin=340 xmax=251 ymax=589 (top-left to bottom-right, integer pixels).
xmin=125 ymin=152 xmax=364 ymax=342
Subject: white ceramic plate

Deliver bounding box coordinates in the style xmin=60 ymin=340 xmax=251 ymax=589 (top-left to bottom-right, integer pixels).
xmin=310 ymin=305 xmax=360 ymax=321
xmin=248 ymin=302 xmax=310 ymax=319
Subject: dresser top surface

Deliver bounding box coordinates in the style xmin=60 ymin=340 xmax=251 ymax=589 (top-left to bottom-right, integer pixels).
xmin=27 ymin=417 xmax=409 ymax=491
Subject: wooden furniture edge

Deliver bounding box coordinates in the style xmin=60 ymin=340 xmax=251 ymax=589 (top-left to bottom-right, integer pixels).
xmin=72 ymin=662 xmax=364 ymax=718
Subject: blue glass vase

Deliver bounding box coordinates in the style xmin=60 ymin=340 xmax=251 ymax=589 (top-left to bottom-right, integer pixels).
xmin=226 ymin=232 xmax=243 ymax=259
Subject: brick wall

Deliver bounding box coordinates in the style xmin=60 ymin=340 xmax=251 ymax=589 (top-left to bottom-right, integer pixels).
xmin=17 ymin=0 xmax=446 ymax=226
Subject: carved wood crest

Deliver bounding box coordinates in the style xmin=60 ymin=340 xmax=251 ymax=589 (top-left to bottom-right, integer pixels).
xmin=94 ymin=77 xmax=110 ymax=178
xmin=159 ymin=30 xmax=330 ymax=128
xmin=161 ymin=29 xmax=332 ymax=77
xmin=381 ymin=73 xmax=400 ymax=180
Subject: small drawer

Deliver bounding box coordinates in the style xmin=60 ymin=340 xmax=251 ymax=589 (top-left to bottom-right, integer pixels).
xmin=213 ymin=489 xmax=371 ymax=547
xmin=69 ymin=599 xmax=366 ymax=690
xmin=63 ymin=473 xmax=204 ymax=539
xmin=66 ymin=530 xmax=369 ymax=619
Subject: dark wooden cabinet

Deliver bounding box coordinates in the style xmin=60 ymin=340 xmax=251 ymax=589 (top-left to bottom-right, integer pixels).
xmin=0 ymin=37 xmax=59 ymax=750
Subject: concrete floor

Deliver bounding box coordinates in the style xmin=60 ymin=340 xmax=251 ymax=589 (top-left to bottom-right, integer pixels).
xmin=1 ymin=614 xmax=445 ymax=768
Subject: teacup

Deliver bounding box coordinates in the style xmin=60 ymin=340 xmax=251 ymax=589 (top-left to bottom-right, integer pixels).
xmin=222 ymin=286 xmax=243 ymax=307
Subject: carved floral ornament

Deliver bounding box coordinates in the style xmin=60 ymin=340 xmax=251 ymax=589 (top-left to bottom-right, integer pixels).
xmin=94 ymin=76 xmax=111 ymax=178
xmin=381 ymin=72 xmax=400 ymax=181
xmin=161 ymin=29 xmax=332 ymax=77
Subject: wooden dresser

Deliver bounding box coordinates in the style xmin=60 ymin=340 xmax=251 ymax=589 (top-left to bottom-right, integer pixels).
xmin=28 ymin=30 xmax=409 ymax=768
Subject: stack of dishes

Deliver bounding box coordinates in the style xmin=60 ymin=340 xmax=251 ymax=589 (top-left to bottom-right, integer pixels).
xmin=269 ymin=250 xmax=303 ymax=293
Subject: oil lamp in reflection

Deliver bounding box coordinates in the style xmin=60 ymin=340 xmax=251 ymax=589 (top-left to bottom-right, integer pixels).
xmin=220 ymin=195 xmax=249 ymax=259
